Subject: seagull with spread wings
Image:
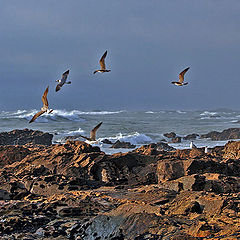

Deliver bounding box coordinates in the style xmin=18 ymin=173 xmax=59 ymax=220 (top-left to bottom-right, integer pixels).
xmin=55 ymin=70 xmax=71 ymax=92
xmin=29 ymin=86 xmax=53 ymax=123
xmin=79 ymin=122 xmax=103 ymax=142
xmin=93 ymin=51 xmax=111 ymax=74
xmin=171 ymin=67 xmax=190 ymax=86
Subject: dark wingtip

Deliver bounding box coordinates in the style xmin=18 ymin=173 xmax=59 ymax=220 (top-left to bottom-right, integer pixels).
xmin=64 ymin=70 xmax=70 ymax=75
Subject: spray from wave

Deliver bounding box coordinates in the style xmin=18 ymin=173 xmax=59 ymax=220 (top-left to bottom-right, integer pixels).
xmin=99 ymin=132 xmax=152 ymax=145
xmin=0 ymin=109 xmax=125 ymax=122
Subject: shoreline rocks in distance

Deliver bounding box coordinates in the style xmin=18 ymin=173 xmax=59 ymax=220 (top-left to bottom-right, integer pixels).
xmin=201 ymin=128 xmax=240 ymax=141
xmin=111 ymin=140 xmax=136 ymax=148
xmin=0 ymin=128 xmax=53 ymax=146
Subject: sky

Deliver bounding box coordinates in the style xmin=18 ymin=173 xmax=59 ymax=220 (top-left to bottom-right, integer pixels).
xmin=0 ymin=0 xmax=239 ymax=111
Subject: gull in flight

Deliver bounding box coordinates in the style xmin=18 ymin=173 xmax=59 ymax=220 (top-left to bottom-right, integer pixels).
xmin=55 ymin=70 xmax=71 ymax=92
xmin=29 ymin=86 xmax=53 ymax=123
xmin=79 ymin=122 xmax=103 ymax=142
xmin=171 ymin=67 xmax=190 ymax=86
xmin=93 ymin=51 xmax=111 ymax=74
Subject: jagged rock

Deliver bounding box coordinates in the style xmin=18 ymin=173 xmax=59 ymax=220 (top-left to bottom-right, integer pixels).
xmin=201 ymin=128 xmax=240 ymax=140
xmin=223 ymin=140 xmax=240 ymax=159
xmin=0 ymin=139 xmax=239 ymax=239
xmin=164 ymin=132 xmax=176 ymax=138
xmin=183 ymin=133 xmax=199 ymax=140
xmin=110 ymin=140 xmax=136 ymax=149
xmin=0 ymin=129 xmax=53 ymax=146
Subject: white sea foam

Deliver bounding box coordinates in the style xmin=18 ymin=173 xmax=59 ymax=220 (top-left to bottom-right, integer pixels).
xmin=64 ymin=128 xmax=85 ymax=136
xmin=99 ymin=132 xmax=152 ymax=145
xmin=1 ymin=109 xmax=124 ymax=122
xmin=200 ymin=111 xmax=219 ymax=116
xmin=176 ymin=110 xmax=186 ymax=114
xmin=145 ymin=111 xmax=155 ymax=114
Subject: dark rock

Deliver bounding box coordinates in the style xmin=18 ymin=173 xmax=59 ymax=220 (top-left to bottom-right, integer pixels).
xmin=101 ymin=139 xmax=113 ymax=144
xmin=164 ymin=132 xmax=176 ymax=138
xmin=183 ymin=134 xmax=199 ymax=140
xmin=0 ymin=128 xmax=53 ymax=146
xmin=111 ymin=140 xmax=136 ymax=149
xmin=0 ymin=189 xmax=10 ymax=200
xmin=201 ymin=128 xmax=240 ymax=141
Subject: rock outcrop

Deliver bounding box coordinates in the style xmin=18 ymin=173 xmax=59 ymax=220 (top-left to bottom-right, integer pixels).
xmin=201 ymin=128 xmax=240 ymax=141
xmin=0 ymin=138 xmax=239 ymax=239
xmin=0 ymin=128 xmax=53 ymax=146
xmin=110 ymin=140 xmax=136 ymax=149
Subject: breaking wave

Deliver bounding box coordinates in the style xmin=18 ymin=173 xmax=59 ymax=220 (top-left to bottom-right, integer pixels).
xmin=0 ymin=109 xmax=125 ymax=122
xmin=99 ymin=132 xmax=152 ymax=145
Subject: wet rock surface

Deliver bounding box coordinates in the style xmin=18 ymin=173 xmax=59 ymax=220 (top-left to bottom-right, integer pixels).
xmin=0 ymin=137 xmax=239 ymax=239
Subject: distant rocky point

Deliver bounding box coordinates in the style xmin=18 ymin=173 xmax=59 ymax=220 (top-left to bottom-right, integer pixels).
xmin=0 ymin=128 xmax=53 ymax=146
xmin=201 ymin=128 xmax=240 ymax=141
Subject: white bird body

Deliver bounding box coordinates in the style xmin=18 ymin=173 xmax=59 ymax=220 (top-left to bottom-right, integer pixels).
xmin=190 ymin=141 xmax=197 ymax=149
xmin=55 ymin=70 xmax=71 ymax=92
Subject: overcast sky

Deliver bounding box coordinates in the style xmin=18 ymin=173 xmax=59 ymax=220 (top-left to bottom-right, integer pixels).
xmin=0 ymin=0 xmax=239 ymax=111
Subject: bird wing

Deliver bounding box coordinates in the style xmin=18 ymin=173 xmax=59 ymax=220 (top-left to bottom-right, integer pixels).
xmin=29 ymin=110 xmax=45 ymax=123
xmin=61 ymin=70 xmax=70 ymax=83
xmin=179 ymin=67 xmax=190 ymax=83
xmin=41 ymin=86 xmax=49 ymax=108
xmin=79 ymin=135 xmax=92 ymax=141
xmin=55 ymin=83 xmax=62 ymax=92
xmin=99 ymin=51 xmax=107 ymax=70
xmin=90 ymin=122 xmax=102 ymax=141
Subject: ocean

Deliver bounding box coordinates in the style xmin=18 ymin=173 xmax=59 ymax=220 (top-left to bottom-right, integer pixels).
xmin=1 ymin=109 xmax=240 ymax=154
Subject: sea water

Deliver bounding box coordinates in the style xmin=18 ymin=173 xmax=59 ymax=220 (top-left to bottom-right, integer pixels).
xmin=0 ymin=109 xmax=240 ymax=154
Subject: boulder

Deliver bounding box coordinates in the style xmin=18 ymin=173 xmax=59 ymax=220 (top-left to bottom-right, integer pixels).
xmin=164 ymin=132 xmax=176 ymax=138
xmin=110 ymin=140 xmax=136 ymax=149
xmin=183 ymin=133 xmax=199 ymax=140
xmin=101 ymin=139 xmax=113 ymax=144
xmin=134 ymin=142 xmax=175 ymax=155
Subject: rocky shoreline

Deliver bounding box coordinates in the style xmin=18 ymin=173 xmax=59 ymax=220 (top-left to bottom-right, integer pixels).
xmin=0 ymin=130 xmax=239 ymax=239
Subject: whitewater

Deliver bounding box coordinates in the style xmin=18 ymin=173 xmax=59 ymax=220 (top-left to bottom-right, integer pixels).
xmin=1 ymin=109 xmax=240 ymax=154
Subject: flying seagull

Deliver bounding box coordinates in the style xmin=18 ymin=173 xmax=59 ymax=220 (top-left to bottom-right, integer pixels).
xmin=79 ymin=122 xmax=103 ymax=142
xmin=55 ymin=70 xmax=71 ymax=92
xmin=93 ymin=51 xmax=111 ymax=74
xmin=29 ymin=86 xmax=53 ymax=123
xmin=171 ymin=67 xmax=190 ymax=86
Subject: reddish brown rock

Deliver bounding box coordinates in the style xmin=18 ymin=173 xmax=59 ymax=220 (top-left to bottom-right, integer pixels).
xmin=0 ymin=139 xmax=239 ymax=239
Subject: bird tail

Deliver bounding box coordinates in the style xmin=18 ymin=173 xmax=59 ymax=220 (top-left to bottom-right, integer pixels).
xmin=183 ymin=82 xmax=188 ymax=85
